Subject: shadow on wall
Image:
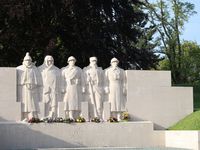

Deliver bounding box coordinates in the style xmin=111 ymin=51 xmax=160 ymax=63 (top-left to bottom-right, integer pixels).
xmin=0 ymin=117 xmax=9 ymax=122
xmin=0 ymin=122 xmax=86 ymax=149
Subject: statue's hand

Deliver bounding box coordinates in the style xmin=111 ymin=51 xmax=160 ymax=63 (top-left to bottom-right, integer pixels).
xmin=75 ymin=79 xmax=79 ymax=84
xmin=44 ymin=94 xmax=50 ymax=103
xmin=87 ymin=73 xmax=92 ymax=82
xmin=87 ymin=76 xmax=91 ymax=82
xmin=61 ymin=89 xmax=66 ymax=93
xmin=26 ymin=84 xmax=33 ymax=89
xmin=82 ymin=87 xmax=86 ymax=93
xmin=123 ymin=88 xmax=127 ymax=95
xmin=105 ymin=87 xmax=109 ymax=94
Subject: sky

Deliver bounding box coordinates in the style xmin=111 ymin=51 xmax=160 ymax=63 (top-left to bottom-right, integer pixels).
xmin=149 ymin=0 xmax=200 ymax=45
xmin=181 ymin=0 xmax=200 ymax=44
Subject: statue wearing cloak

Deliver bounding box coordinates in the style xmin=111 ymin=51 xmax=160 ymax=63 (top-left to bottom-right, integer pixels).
xmin=104 ymin=58 xmax=127 ymax=120
xmin=61 ymin=56 xmax=85 ymax=119
xmin=17 ymin=52 xmax=40 ymax=120
xmin=38 ymin=55 xmax=61 ymax=118
xmin=83 ymin=57 xmax=103 ymax=119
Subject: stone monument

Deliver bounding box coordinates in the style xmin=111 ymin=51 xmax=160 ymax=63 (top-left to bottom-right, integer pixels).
xmin=0 ymin=54 xmax=195 ymax=150
xmin=16 ymin=52 xmax=40 ymax=121
xmin=83 ymin=57 xmax=104 ymax=120
xmin=61 ymin=56 xmax=85 ymax=120
xmin=104 ymin=58 xmax=127 ymax=121
xmin=38 ymin=55 xmax=61 ymax=118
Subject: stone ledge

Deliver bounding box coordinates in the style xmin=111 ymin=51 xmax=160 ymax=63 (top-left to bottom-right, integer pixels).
xmin=126 ymin=70 xmax=172 ymax=87
xmin=0 ymin=121 xmax=160 ymax=149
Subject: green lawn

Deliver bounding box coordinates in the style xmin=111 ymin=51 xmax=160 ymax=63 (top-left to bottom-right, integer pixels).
xmin=169 ymin=110 xmax=200 ymax=130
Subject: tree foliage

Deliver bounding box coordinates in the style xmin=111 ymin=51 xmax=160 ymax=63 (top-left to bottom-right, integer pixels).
xmin=144 ymin=0 xmax=196 ymax=83
xmin=0 ymin=0 xmax=159 ymax=69
xmin=159 ymin=41 xmax=200 ymax=84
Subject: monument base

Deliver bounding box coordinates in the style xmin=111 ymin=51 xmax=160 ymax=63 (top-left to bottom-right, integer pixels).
xmin=0 ymin=101 xmax=21 ymax=121
xmin=0 ymin=121 xmax=163 ymax=149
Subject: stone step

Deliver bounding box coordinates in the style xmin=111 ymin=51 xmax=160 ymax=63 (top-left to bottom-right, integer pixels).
xmin=0 ymin=121 xmax=160 ymax=149
xmin=37 ymin=148 xmax=185 ymax=150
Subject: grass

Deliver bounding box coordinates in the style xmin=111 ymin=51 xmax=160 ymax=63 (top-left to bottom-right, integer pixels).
xmin=168 ymin=110 xmax=200 ymax=130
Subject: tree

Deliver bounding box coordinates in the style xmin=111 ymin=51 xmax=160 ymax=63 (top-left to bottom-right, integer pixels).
xmin=159 ymin=41 xmax=200 ymax=84
xmin=0 ymin=0 xmax=159 ymax=69
xmin=144 ymin=0 xmax=196 ymax=83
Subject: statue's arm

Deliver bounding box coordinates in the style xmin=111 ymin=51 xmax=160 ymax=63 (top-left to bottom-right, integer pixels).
xmin=104 ymin=69 xmax=109 ymax=94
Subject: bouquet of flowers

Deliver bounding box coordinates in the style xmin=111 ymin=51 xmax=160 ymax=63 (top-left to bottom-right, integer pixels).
xmin=28 ymin=117 xmax=41 ymax=123
xmin=91 ymin=117 xmax=101 ymax=123
xmin=54 ymin=117 xmax=64 ymax=123
xmin=76 ymin=116 xmax=86 ymax=123
xmin=122 ymin=112 xmax=130 ymax=121
xmin=107 ymin=117 xmax=118 ymax=123
xmin=63 ymin=118 xmax=74 ymax=123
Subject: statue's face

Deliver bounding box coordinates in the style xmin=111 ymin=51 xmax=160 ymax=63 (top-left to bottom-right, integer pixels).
xmin=90 ymin=60 xmax=97 ymax=66
xmin=68 ymin=60 xmax=75 ymax=66
xmin=44 ymin=56 xmax=54 ymax=67
xmin=111 ymin=61 xmax=118 ymax=68
xmin=23 ymin=59 xmax=32 ymax=67
xmin=46 ymin=58 xmax=54 ymax=67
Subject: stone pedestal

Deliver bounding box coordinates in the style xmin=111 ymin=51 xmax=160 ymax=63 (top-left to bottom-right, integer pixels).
xmin=38 ymin=102 xmax=45 ymax=119
xmin=0 ymin=121 xmax=159 ymax=149
xmin=81 ymin=102 xmax=89 ymax=121
xmin=58 ymin=102 xmax=65 ymax=118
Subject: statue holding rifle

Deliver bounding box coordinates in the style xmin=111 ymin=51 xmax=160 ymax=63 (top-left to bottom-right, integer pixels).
xmin=83 ymin=57 xmax=104 ymax=120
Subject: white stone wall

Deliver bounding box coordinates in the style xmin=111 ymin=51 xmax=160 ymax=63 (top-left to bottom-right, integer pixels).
xmin=127 ymin=70 xmax=171 ymax=87
xmin=0 ymin=67 xmax=17 ymax=102
xmin=0 ymin=68 xmax=194 ymax=130
xmin=165 ymin=131 xmax=200 ymax=150
xmin=0 ymin=67 xmax=21 ymax=121
xmin=0 ymin=122 xmax=160 ymax=149
xmin=0 ymin=68 xmax=197 ymax=150
xmin=1 ymin=122 xmax=200 ymax=149
xmin=126 ymin=70 xmax=193 ymax=129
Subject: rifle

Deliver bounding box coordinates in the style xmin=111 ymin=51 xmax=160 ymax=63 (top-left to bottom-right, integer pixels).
xmin=88 ymin=73 xmax=98 ymax=118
